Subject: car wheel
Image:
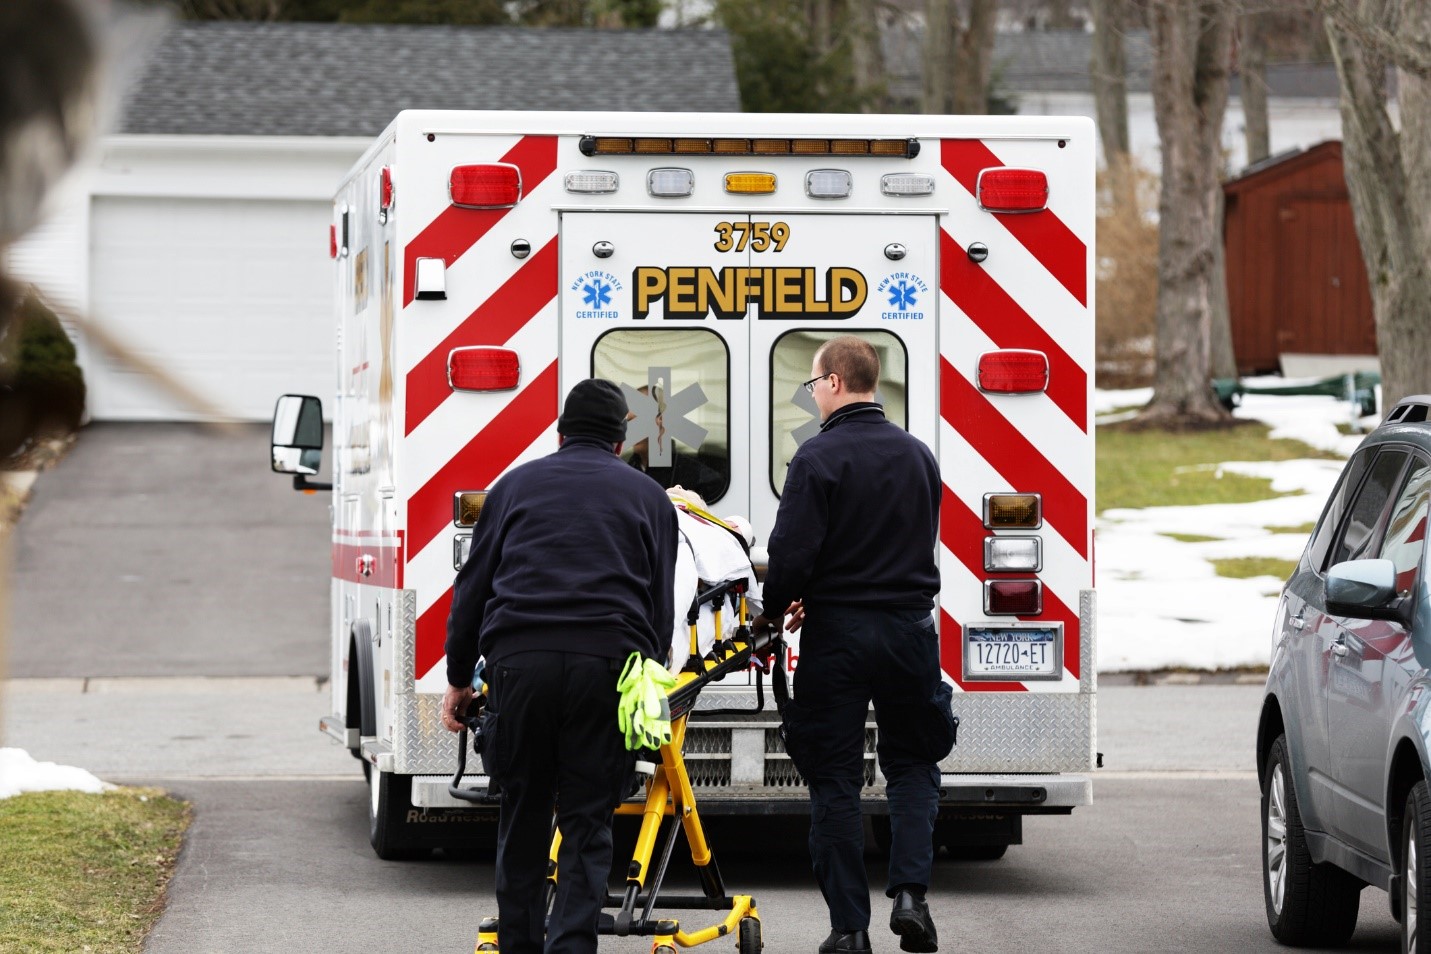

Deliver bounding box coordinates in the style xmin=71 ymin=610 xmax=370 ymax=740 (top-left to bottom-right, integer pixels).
xmin=369 ymin=769 xmax=424 ymax=860
xmin=1262 ymin=734 xmax=1360 ymax=945
xmin=1403 ymin=781 xmax=1431 ymax=953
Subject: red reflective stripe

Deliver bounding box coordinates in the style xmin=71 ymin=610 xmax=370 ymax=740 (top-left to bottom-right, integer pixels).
xmin=941 ymin=361 xmax=1088 ymax=560
xmin=405 ymin=239 xmax=558 ymax=435
xmin=416 ymin=588 xmax=453 ymax=683
xmin=1041 ymin=585 xmax=1080 ymax=680
xmin=941 ymin=609 xmax=1026 ymax=692
xmin=406 ymin=360 xmax=559 ymax=559
xmin=940 ymin=230 xmax=1086 ymax=433
xmin=331 ymin=540 xmax=403 ymax=588
xmin=941 ymin=139 xmax=1087 ymax=307
xmin=402 ymin=136 xmax=558 ymax=307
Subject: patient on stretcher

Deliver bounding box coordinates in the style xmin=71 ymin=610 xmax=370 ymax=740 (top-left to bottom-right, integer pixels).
xmin=665 ymin=487 xmax=763 ymax=675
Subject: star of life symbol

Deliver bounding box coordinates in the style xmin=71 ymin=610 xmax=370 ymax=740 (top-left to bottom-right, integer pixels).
xmin=583 ymin=279 xmax=612 ymax=310
xmin=788 ymin=380 xmax=885 ymax=448
xmin=887 ymin=279 xmax=918 ymax=311
xmin=621 ymin=367 xmax=708 ymax=467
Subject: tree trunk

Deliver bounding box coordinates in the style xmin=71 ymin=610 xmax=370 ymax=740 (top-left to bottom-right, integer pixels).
xmin=951 ymin=0 xmax=997 ymax=114
xmin=1240 ymin=10 xmax=1270 ymax=166
xmin=1209 ymin=187 xmax=1238 ymax=378
xmin=845 ymin=0 xmax=887 ymax=112
xmin=1326 ymin=0 xmax=1431 ymax=407
xmin=1140 ymin=0 xmax=1236 ymax=426
xmin=923 ymin=0 xmax=952 ymax=112
xmin=1090 ymin=0 xmax=1134 ymax=201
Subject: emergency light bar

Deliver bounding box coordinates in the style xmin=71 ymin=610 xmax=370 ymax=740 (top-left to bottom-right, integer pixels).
xmin=976 ymin=168 xmax=1049 ymax=213
xmin=448 ymin=347 xmax=520 ymax=392
xmin=579 ymin=136 xmax=920 ymax=159
xmin=977 ymin=350 xmax=1050 ymax=394
xmin=449 ymin=163 xmax=522 ymax=209
xmin=984 ymin=493 xmax=1042 ymax=530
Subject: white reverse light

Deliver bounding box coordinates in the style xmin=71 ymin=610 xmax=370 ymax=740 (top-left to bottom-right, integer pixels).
xmin=805 ymin=169 xmax=853 ymax=199
xmin=453 ymin=533 xmax=473 ymax=570
xmin=984 ymin=536 xmax=1042 ymax=572
xmin=881 ymin=173 xmax=935 ymax=197
xmin=565 ymin=171 xmax=619 ymax=194
xmin=648 ymin=167 xmax=695 ymax=198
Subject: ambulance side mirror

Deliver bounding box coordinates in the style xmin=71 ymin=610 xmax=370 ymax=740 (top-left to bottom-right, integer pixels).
xmin=271 ymin=394 xmax=331 ymax=491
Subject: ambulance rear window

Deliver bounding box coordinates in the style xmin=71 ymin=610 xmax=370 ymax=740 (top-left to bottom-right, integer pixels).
xmin=593 ymin=329 xmax=731 ymax=506
xmin=769 ymin=330 xmax=909 ymax=496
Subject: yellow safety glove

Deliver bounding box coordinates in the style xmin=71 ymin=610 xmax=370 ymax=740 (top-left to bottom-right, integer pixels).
xmin=617 ymin=652 xmax=677 ymax=751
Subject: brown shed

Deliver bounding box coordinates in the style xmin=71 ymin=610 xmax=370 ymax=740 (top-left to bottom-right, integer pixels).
xmin=1223 ymin=141 xmax=1375 ymax=374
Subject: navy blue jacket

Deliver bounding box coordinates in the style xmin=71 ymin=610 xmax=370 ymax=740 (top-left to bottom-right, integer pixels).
xmin=445 ymin=436 xmax=679 ymax=688
xmin=762 ymin=403 xmax=940 ymax=616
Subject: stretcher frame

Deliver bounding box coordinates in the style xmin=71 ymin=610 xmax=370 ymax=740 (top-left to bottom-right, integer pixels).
xmin=457 ymin=578 xmax=778 ymax=954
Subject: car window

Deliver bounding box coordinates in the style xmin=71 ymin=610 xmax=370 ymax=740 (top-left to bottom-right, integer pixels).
xmin=1308 ymin=449 xmax=1374 ymax=572
xmin=1328 ymin=449 xmax=1409 ymax=569
xmin=1375 ymin=458 xmax=1431 ymax=598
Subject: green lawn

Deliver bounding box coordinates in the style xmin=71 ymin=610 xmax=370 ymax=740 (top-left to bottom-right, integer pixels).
xmin=1210 ymin=556 xmax=1300 ymax=581
xmin=1097 ymin=421 xmax=1341 ymax=513
xmin=0 ymin=789 xmax=189 ymax=954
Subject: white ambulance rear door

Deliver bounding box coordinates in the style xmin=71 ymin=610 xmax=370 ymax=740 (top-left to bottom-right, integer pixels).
xmin=559 ymin=212 xmax=752 ymax=521
xmin=747 ymin=213 xmax=940 ymax=539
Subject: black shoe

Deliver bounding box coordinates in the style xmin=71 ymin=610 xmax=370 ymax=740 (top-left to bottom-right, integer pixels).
xmin=819 ymin=928 xmax=873 ymax=954
xmin=889 ymin=890 xmax=937 ymax=953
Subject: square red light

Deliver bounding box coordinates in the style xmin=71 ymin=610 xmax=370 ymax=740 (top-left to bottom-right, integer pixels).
xmin=985 ymin=579 xmax=1042 ymax=615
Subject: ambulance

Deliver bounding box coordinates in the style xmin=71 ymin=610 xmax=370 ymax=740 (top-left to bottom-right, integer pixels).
xmin=269 ymin=110 xmax=1097 ymax=860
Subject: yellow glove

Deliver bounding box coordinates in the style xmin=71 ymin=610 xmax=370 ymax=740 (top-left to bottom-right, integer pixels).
xmin=617 ymin=652 xmax=677 ymax=751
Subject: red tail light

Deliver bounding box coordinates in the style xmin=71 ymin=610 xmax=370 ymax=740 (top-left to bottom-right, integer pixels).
xmin=976 ymin=168 xmax=1048 ymax=213
xmin=329 ymin=224 xmax=338 ymax=259
xmin=449 ymin=164 xmax=522 ymax=209
xmin=448 ymin=347 xmax=520 ymax=392
xmin=379 ymin=166 xmax=394 ymax=211
xmin=978 ymin=350 xmax=1049 ymax=393
xmin=985 ymin=579 xmax=1042 ymax=615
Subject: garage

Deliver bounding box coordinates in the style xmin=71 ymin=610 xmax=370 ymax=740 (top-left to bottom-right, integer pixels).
xmin=87 ymin=195 xmax=332 ymax=421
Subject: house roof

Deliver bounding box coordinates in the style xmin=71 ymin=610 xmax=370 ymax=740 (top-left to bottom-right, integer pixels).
xmin=1223 ymin=139 xmax=1343 ymax=194
xmin=118 ymin=21 xmax=741 ymax=137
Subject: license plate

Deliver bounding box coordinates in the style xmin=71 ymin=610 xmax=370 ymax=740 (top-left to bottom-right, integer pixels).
xmin=964 ymin=626 xmax=1061 ymax=680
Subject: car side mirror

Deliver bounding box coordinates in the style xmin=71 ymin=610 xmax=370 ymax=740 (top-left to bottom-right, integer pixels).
xmin=1325 ymin=558 xmax=1410 ymax=625
xmin=271 ymin=394 xmax=331 ymax=491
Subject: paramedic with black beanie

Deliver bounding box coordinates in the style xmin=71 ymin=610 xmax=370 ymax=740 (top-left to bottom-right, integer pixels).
xmin=440 ymin=378 xmax=678 ymax=954
xmin=753 ymin=336 xmax=952 ymax=954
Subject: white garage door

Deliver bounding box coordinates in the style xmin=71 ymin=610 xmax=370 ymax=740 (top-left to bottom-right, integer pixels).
xmin=89 ymin=196 xmax=333 ymax=421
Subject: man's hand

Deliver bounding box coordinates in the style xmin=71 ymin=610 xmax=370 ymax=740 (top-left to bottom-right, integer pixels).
xmin=440 ymin=684 xmax=475 ymax=733
xmin=782 ymin=599 xmax=805 ymax=633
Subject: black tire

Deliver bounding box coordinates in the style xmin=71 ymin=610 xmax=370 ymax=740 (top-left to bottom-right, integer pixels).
xmin=738 ymin=917 xmax=762 ymax=954
xmin=1262 ymin=734 xmax=1360 ymax=945
xmin=1403 ymin=781 xmax=1431 ymax=953
xmin=368 ymin=769 xmax=424 ymax=860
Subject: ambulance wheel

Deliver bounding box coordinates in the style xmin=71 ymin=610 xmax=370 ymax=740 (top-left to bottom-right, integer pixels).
xmin=368 ymin=769 xmax=423 ymax=860
xmin=737 ymin=917 xmax=761 ymax=954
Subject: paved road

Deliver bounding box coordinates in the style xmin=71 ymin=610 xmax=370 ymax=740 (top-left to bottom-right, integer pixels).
xmin=8 ymin=422 xmax=330 ymax=678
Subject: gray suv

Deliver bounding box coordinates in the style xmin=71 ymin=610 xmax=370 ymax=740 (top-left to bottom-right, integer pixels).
xmin=1260 ymin=395 xmax=1431 ymax=951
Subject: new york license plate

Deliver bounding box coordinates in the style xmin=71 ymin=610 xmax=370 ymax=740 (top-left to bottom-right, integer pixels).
xmin=965 ymin=626 xmax=1060 ymax=679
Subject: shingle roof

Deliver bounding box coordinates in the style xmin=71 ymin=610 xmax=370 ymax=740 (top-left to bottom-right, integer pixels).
xmin=119 ymin=21 xmax=741 ymax=137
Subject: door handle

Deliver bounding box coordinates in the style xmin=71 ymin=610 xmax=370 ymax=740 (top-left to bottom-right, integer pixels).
xmin=1332 ymin=637 xmax=1349 ymax=658
xmin=1290 ymin=614 xmax=1306 ymax=631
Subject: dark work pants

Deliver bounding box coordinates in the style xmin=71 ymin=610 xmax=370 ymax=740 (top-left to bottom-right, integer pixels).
xmin=791 ymin=606 xmax=942 ymax=933
xmin=482 ymin=650 xmax=633 ymax=954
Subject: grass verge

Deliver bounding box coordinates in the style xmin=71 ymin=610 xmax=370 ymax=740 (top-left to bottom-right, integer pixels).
xmin=1097 ymin=421 xmax=1341 ymax=513
xmin=1266 ymin=522 xmax=1316 ymax=535
xmin=1161 ymin=532 xmax=1223 ymax=543
xmin=1210 ymin=556 xmax=1298 ymax=580
xmin=0 ymin=788 xmax=190 ymax=954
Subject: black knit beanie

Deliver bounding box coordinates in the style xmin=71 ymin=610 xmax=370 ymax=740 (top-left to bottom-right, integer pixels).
xmin=557 ymin=378 xmax=628 ymax=444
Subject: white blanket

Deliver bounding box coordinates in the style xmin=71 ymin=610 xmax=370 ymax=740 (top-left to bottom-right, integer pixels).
xmin=667 ymin=506 xmax=763 ymax=674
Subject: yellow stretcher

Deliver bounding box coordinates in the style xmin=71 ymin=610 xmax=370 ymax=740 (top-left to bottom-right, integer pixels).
xmin=452 ymin=576 xmax=779 ymax=954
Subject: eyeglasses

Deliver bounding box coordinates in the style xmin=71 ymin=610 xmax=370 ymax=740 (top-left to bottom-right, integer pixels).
xmin=801 ymin=371 xmax=835 ymax=394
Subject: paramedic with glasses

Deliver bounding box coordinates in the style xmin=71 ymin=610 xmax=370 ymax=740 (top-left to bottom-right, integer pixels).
xmin=754 ymin=336 xmax=953 ymax=954
xmin=441 ymin=378 xmax=678 ymax=954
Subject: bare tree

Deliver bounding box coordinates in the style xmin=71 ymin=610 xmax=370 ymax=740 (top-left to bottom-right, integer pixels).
xmin=1240 ymin=8 xmax=1270 ymax=165
xmin=1323 ymin=0 xmax=1431 ymax=406
xmin=846 ymin=0 xmax=888 ymax=111
xmin=1139 ymin=0 xmax=1237 ymax=425
xmin=923 ymin=0 xmax=998 ymax=114
xmin=1090 ymin=0 xmax=1132 ymax=198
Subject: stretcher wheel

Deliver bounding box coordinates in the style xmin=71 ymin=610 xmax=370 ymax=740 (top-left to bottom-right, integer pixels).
xmin=474 ymin=945 xmax=498 ymax=953
xmin=737 ymin=917 xmax=761 ymax=954
xmin=652 ymin=946 xmax=676 ymax=954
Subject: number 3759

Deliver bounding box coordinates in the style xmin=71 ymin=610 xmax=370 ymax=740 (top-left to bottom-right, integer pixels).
xmin=713 ymin=221 xmax=790 ymax=253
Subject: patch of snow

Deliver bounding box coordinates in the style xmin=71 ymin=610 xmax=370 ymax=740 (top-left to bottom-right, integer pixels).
xmin=0 ymin=748 xmax=113 ymax=799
